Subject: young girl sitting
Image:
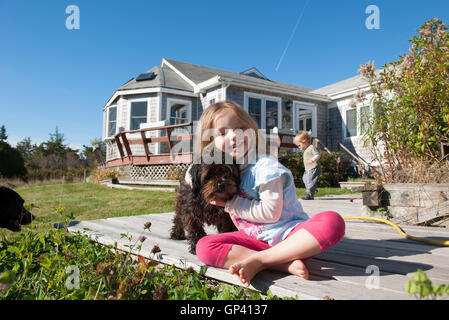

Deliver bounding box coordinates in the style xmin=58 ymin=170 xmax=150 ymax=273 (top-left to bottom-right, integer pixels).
xmin=188 ymin=101 xmax=345 ymax=287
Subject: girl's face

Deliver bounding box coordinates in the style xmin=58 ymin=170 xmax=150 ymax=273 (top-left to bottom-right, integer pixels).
xmin=213 ymin=109 xmax=249 ymax=159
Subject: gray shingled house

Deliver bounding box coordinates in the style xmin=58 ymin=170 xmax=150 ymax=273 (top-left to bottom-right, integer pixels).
xmin=102 ymin=58 xmax=372 ymax=179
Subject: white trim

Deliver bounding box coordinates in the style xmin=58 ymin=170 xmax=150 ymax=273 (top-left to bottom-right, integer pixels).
xmin=293 ymin=101 xmax=317 ymax=137
xmin=166 ymin=97 xmax=192 ymax=125
xmin=161 ymin=58 xmax=199 ymax=91
xmin=240 ymin=67 xmax=267 ymax=79
xmin=326 ymin=83 xmax=371 ymax=100
xmin=105 ymin=105 xmax=118 ymax=140
xmin=104 ymin=87 xmax=197 ymax=109
xmin=243 ymin=92 xmax=282 ymax=130
xmin=196 ymin=76 xmax=221 ymax=93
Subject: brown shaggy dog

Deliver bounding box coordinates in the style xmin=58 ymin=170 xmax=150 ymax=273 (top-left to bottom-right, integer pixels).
xmin=170 ymin=162 xmax=239 ymax=254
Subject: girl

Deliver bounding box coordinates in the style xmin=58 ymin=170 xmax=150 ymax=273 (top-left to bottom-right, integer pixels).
xmin=190 ymin=101 xmax=345 ymax=287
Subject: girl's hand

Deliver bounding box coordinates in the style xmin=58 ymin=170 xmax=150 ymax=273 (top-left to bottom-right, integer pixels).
xmin=308 ymin=159 xmax=314 ymax=164
xmin=210 ymin=199 xmax=226 ymax=207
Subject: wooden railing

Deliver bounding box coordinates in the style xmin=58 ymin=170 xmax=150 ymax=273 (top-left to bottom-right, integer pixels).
xmin=109 ymin=124 xmax=333 ymax=166
xmin=109 ymin=122 xmax=194 ymax=166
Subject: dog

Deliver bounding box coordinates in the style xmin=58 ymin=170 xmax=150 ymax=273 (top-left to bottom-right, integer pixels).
xmin=170 ymin=162 xmax=240 ymax=254
xmin=0 ymin=186 xmax=35 ymax=232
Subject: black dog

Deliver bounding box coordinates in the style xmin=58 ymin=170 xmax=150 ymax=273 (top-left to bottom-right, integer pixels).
xmin=170 ymin=162 xmax=240 ymax=254
xmin=0 ymin=186 xmax=35 ymax=232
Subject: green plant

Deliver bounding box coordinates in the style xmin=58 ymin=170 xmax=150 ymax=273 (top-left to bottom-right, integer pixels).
xmin=0 ymin=223 xmax=289 ymax=300
xmin=404 ymin=269 xmax=449 ymax=299
xmin=376 ymin=207 xmax=392 ymax=220
xmin=356 ymin=18 xmax=449 ymax=184
xmin=279 ymin=151 xmax=352 ymax=187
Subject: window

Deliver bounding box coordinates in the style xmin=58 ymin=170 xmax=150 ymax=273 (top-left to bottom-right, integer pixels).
xmin=345 ymin=105 xmax=371 ymax=138
xmin=248 ymin=97 xmax=262 ymax=128
xmin=130 ymin=101 xmax=147 ymax=130
xmin=108 ymin=106 xmax=117 ymax=137
xmin=170 ymin=103 xmax=188 ymax=125
xmin=265 ymin=100 xmax=279 ymax=131
xmin=346 ymin=108 xmax=357 ymax=137
xmin=244 ymin=93 xmax=281 ymax=131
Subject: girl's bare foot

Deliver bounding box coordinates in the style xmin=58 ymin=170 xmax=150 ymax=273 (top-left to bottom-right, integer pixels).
xmin=229 ymin=258 xmax=263 ymax=287
xmin=284 ymin=259 xmax=309 ymax=280
xmin=229 ymin=258 xmax=309 ymax=286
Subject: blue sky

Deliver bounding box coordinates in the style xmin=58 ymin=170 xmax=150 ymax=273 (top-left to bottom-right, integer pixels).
xmin=1 ymin=0 xmax=448 ymax=150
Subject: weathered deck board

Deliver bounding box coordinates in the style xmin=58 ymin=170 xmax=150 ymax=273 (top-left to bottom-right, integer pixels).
xmin=67 ymin=212 xmax=449 ymax=300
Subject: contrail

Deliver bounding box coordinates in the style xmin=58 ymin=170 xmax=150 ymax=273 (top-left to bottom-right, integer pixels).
xmin=275 ymin=0 xmax=311 ymax=72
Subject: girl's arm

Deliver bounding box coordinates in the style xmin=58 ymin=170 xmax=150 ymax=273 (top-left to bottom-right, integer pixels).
xmin=224 ymin=174 xmax=285 ymax=223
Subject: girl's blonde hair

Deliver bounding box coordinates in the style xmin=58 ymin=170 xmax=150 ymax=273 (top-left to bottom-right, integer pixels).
xmin=196 ymin=101 xmax=260 ymax=154
xmin=294 ymin=131 xmax=312 ymax=146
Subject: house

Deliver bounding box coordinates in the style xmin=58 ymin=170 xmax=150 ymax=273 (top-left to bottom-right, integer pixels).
xmin=102 ymin=58 xmax=373 ymax=180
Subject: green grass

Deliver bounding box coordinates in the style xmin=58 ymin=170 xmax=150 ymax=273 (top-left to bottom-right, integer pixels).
xmin=1 ymin=182 xmax=176 ymax=239
xmin=1 ymin=182 xmax=359 ymax=239
xmin=296 ymin=187 xmax=359 ymax=199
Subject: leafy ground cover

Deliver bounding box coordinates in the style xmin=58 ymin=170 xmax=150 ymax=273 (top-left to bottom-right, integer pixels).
xmin=0 ymin=227 xmax=286 ymax=300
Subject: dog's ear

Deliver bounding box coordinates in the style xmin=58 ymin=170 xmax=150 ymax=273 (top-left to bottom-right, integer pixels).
xmin=189 ymin=164 xmax=202 ymax=194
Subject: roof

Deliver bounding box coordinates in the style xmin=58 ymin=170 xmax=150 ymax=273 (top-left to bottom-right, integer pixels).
xmin=118 ymin=65 xmax=194 ymax=92
xmin=163 ymin=58 xmax=315 ymax=94
xmin=310 ymin=74 xmax=369 ymax=96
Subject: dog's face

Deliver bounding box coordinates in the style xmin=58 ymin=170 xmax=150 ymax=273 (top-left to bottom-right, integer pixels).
xmin=200 ymin=164 xmax=240 ymax=203
xmin=0 ymin=186 xmax=35 ymax=232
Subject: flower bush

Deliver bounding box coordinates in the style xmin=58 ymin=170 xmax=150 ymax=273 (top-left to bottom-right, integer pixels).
xmin=355 ymin=18 xmax=449 ymax=184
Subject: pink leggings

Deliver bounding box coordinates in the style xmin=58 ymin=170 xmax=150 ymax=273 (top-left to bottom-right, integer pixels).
xmin=196 ymin=211 xmax=345 ymax=268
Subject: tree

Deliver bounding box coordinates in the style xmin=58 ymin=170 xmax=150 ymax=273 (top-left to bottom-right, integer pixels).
xmin=0 ymin=141 xmax=26 ymax=179
xmin=355 ymin=17 xmax=449 ymax=183
xmin=15 ymin=137 xmax=37 ymax=161
xmin=0 ymin=125 xmax=8 ymax=142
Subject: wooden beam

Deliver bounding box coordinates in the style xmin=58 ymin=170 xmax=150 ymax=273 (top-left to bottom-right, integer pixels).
xmin=121 ymin=133 xmax=132 ymax=159
xmin=140 ymin=131 xmax=150 ymax=160
xmin=114 ymin=135 xmax=125 ymax=159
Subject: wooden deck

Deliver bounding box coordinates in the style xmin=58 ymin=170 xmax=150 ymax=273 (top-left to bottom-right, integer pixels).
xmin=67 ymin=211 xmax=449 ymax=300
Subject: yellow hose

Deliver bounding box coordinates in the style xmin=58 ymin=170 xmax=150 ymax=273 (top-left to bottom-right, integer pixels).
xmin=343 ymin=216 xmax=449 ymax=246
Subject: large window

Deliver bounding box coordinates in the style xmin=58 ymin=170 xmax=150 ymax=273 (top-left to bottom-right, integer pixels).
xmin=130 ymin=101 xmax=147 ymax=130
xmin=244 ymin=93 xmax=281 ymax=131
xmin=107 ymin=106 xmax=117 ymax=137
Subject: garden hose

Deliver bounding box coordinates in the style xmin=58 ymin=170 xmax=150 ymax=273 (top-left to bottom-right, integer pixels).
xmin=342 ymin=216 xmax=449 ymax=246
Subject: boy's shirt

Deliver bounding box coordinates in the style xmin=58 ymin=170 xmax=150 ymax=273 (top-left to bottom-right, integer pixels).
xmin=303 ymin=144 xmax=320 ymax=171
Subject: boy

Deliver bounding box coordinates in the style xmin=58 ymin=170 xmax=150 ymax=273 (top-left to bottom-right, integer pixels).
xmin=294 ymin=131 xmax=321 ymax=200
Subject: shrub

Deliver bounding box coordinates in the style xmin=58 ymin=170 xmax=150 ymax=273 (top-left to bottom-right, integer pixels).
xmin=278 ymin=151 xmax=352 ymax=187
xmin=356 ymin=18 xmax=449 ymax=184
